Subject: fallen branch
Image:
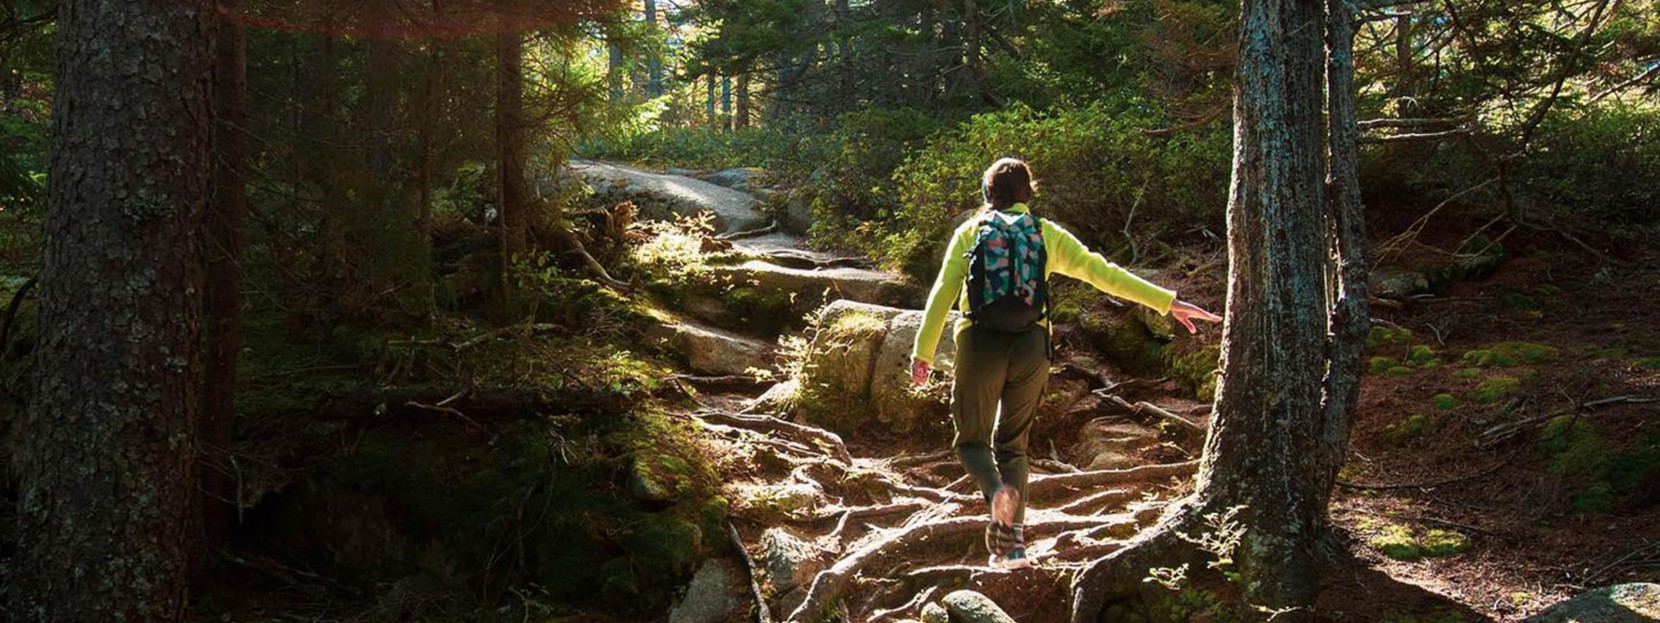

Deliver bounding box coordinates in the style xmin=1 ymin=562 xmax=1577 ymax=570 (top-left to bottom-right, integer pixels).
xmin=1475 ymin=395 xmax=1655 ymax=448
xmin=1100 ymin=395 xmax=1203 ymax=435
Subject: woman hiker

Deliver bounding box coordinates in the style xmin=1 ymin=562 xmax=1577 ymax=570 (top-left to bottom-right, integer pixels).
xmin=909 ymin=157 xmax=1222 ymax=568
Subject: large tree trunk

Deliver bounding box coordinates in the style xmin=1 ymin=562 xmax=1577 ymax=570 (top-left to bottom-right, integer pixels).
xmin=496 ymin=28 xmax=530 ymax=288
xmin=1191 ymin=0 xmax=1331 ymax=610
xmin=13 ymin=0 xmax=210 ymax=620
xmin=1071 ymin=1 xmax=1367 ymax=620
xmin=201 ymin=0 xmax=248 ymax=549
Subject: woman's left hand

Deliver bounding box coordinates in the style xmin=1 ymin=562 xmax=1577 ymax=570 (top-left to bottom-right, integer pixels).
xmin=1169 ymin=299 xmax=1223 ymax=334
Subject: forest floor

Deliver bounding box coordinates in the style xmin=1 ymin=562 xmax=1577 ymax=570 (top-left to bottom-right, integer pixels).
xmin=698 ymin=219 xmax=1659 ymax=623
xmin=170 ymin=161 xmax=1658 ymax=623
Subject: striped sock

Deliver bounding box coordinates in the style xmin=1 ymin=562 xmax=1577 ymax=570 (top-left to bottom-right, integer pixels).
xmin=1011 ymin=524 xmax=1025 ymax=555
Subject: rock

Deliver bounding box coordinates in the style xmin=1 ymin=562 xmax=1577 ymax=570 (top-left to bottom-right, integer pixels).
xmin=1523 ymin=584 xmax=1660 ymax=623
xmin=708 ymin=260 xmax=916 ymax=311
xmin=701 ymin=167 xmax=767 ymax=193
xmin=734 ymin=482 xmax=821 ymax=517
xmin=645 ymin=321 xmax=774 ymax=376
xmin=1074 ymin=418 xmax=1161 ymax=470
xmin=942 ymin=590 xmax=1018 ymax=623
xmin=794 ymin=300 xmax=960 ymax=434
xmin=1372 ymin=267 xmax=1431 ymax=300
xmin=757 ymin=527 xmax=824 ymax=591
xmin=783 ymin=194 xmax=814 ymax=235
xmin=920 ymin=602 xmax=951 ymax=623
xmin=669 ymin=560 xmax=745 ymax=623
xmin=568 ymin=160 xmax=769 ymax=234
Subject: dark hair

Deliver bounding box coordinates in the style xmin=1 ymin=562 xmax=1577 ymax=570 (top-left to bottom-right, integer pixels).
xmin=981 ymin=157 xmax=1037 ymax=212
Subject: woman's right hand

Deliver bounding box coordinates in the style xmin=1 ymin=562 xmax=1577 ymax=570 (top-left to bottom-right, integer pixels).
xmin=911 ymin=358 xmax=931 ymax=386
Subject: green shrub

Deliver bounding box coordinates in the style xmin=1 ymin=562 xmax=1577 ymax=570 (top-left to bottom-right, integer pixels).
xmin=1516 ymin=105 xmax=1660 ymax=240
xmin=880 ymin=101 xmax=1230 ymax=281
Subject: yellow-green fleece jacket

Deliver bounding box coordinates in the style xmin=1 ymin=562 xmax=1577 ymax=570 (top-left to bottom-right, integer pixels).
xmin=910 ymin=203 xmax=1178 ymax=365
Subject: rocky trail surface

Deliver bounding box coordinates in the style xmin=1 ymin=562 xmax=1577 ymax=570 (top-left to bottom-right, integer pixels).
xmin=571 ymin=161 xmax=1204 ymax=623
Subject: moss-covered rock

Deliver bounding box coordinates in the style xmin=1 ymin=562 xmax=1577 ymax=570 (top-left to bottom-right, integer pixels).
xmin=790 ymin=300 xmax=956 ymax=437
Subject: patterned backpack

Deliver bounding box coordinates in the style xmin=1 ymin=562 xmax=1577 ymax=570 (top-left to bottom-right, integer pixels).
xmin=965 ymin=211 xmax=1049 ymax=332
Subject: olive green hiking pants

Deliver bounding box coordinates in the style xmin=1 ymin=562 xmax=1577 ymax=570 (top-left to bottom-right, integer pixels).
xmin=951 ymin=325 xmax=1050 ymax=526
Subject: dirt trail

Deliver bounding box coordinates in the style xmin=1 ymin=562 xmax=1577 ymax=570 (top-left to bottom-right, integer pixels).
xmin=682 ymin=374 xmax=1204 ymax=623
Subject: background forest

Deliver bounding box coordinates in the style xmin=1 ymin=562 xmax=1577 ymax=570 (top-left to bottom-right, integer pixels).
xmin=0 ymin=0 xmax=1658 ymax=622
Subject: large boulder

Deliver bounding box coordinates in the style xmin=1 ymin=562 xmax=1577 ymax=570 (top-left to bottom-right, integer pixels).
xmin=568 ymin=160 xmax=769 ymax=235
xmin=708 ymin=260 xmax=917 ymax=311
xmin=941 ymin=590 xmax=1018 ymax=623
xmin=669 ymin=560 xmax=746 ymax=623
xmin=645 ymin=321 xmax=774 ymax=376
xmin=791 ymin=300 xmax=960 ymax=435
xmin=1523 ymin=584 xmax=1660 ymax=623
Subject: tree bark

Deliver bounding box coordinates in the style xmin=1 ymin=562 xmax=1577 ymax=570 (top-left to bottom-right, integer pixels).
xmin=1071 ymin=1 xmax=1368 ymax=620
xmin=201 ymin=0 xmax=248 ymax=551
xmin=736 ymin=72 xmax=751 ymax=128
xmin=14 ymin=0 xmax=210 ymax=620
xmin=1320 ymin=0 xmax=1369 ymax=508
xmin=721 ymin=75 xmax=732 ymax=130
xmin=496 ymin=28 xmax=530 ymax=288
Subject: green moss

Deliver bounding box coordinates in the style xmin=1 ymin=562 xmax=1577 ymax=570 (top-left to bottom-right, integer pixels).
xmin=1461 ymin=342 xmax=1558 ymax=367
xmin=1165 ymin=345 xmax=1221 ymax=401
xmin=1366 ymin=522 xmax=1471 ymax=560
xmin=1571 ymin=482 xmax=1616 ymax=514
xmin=1540 ymin=415 xmax=1601 ymax=476
xmin=1407 ymin=345 xmax=1439 ymax=366
xmin=1385 ymin=414 xmax=1438 ymax=445
xmin=1591 ymin=347 xmax=1629 ymax=359
xmin=1367 ymin=326 xmax=1414 ymax=350
xmin=299 ymin=405 xmax=723 ymax=614
xmin=1386 ymin=365 xmax=1416 ymax=376
xmin=1636 ymin=357 xmax=1660 ymax=370
xmin=1451 ymin=367 xmax=1483 ymax=379
xmin=1466 ymin=377 xmax=1521 ymax=404
xmin=1431 ymin=394 xmax=1458 ymax=410
xmin=1370 ymin=356 xmax=1397 ymax=374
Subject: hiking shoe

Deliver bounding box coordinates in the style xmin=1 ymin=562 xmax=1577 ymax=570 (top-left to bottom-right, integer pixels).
xmin=985 ymin=521 xmax=1016 ymax=557
xmin=990 ymin=485 xmax=1020 ymax=528
xmin=997 ymin=548 xmax=1033 ymax=570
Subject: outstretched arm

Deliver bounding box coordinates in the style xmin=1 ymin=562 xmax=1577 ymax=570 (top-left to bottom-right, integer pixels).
xmin=1043 ymin=221 xmax=1176 ymax=312
xmin=1044 ymin=220 xmax=1221 ymax=331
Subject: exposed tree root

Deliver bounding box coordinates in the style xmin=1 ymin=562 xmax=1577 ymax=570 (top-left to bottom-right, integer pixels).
xmin=699 ymin=377 xmax=1205 ymax=623
xmin=695 ymin=408 xmax=854 ymax=463
xmin=1026 ymin=460 xmax=1198 ymax=501
xmin=727 ymin=521 xmax=775 ymax=623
